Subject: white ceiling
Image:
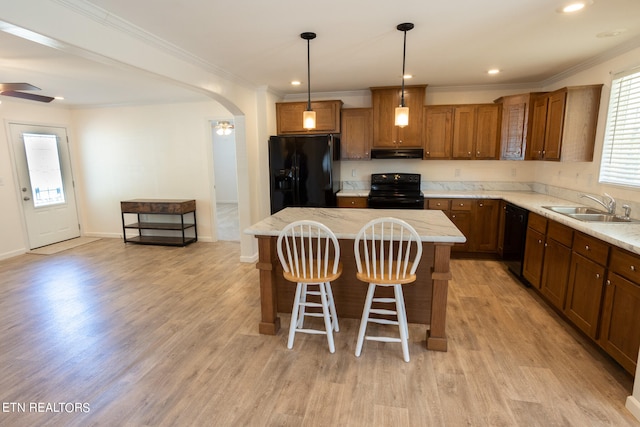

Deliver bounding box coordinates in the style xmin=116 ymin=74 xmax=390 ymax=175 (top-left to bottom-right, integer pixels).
xmin=1 ymin=0 xmax=640 ymax=107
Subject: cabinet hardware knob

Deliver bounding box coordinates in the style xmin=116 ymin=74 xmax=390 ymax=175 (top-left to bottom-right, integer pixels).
xmin=606 ymin=280 xmax=611 ymax=286
xmin=538 ymin=239 xmax=542 ymax=244
xmin=452 ymin=214 xmax=456 ymax=218
xmin=479 ymin=203 xmax=483 ymax=207
xmin=631 ymin=265 xmax=636 ymax=271
xmin=544 ymin=243 xmax=548 ymax=247
xmin=468 ymin=151 xmax=471 ymax=155
xmin=596 ymin=273 xmax=600 ymax=279
xmin=477 ymin=151 xmax=480 ymax=155
xmin=426 ymin=151 xmax=430 ymax=155
xmin=585 ymin=245 xmax=590 ymax=251
xmin=459 ymin=203 xmax=464 ymax=206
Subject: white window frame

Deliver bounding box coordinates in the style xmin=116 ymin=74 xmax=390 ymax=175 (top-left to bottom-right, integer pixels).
xmin=599 ymin=68 xmax=640 ymax=187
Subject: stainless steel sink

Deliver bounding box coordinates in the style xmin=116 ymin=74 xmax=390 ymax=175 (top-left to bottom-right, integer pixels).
xmin=568 ymin=213 xmax=637 ymax=222
xmin=543 ymin=206 xmax=606 ymax=215
xmin=542 ymin=206 xmax=638 ymax=223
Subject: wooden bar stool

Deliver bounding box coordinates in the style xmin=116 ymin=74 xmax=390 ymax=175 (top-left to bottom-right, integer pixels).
xmin=276 ymin=220 xmax=342 ymax=353
xmin=353 ymin=217 xmax=422 ymax=362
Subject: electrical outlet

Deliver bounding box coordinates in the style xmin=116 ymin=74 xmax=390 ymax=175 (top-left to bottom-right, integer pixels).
xmin=352 ymin=169 xmax=357 ymax=177
xmin=454 ymin=169 xmax=460 ymax=177
xmin=511 ymin=168 xmax=517 ymax=177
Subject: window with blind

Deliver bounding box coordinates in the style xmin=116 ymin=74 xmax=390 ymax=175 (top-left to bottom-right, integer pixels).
xmin=599 ymin=69 xmax=640 ymax=187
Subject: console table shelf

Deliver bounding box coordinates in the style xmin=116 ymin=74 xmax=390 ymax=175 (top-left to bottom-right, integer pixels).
xmin=121 ymin=199 xmax=197 ymax=247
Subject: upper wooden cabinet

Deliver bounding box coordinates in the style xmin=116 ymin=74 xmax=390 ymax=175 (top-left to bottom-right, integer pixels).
xmin=371 ymin=85 xmax=426 ymax=148
xmin=276 ymin=100 xmax=343 ymax=135
xmin=423 ymin=104 xmax=500 ymax=160
xmin=527 ymin=85 xmax=602 ymax=161
xmin=340 ymin=108 xmax=372 ymax=160
xmin=452 ymin=104 xmax=501 ymax=159
xmin=423 ymin=106 xmax=453 ymax=159
xmin=494 ymin=93 xmax=536 ymax=160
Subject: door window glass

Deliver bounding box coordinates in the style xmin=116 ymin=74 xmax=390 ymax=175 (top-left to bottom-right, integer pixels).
xmin=23 ymin=133 xmax=66 ymax=207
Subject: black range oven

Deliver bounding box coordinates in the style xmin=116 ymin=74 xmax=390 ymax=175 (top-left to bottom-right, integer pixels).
xmin=367 ymin=173 xmax=424 ymax=209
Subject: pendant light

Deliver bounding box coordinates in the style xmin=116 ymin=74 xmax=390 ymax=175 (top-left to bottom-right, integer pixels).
xmin=395 ymin=23 xmax=414 ymax=128
xmin=301 ymin=31 xmax=317 ymax=130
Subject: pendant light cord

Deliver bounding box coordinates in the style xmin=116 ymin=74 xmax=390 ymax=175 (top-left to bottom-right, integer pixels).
xmin=307 ymin=37 xmax=311 ymax=111
xmin=401 ymin=28 xmax=407 ymax=108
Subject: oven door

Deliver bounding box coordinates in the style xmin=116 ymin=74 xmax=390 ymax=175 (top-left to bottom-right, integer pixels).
xmin=367 ymin=196 xmax=425 ymax=209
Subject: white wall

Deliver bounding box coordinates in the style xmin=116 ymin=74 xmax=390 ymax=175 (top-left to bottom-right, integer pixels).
xmin=70 ymin=101 xmax=231 ymax=242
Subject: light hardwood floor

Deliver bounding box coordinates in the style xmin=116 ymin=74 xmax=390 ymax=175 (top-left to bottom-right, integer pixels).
xmin=0 ymin=238 xmax=638 ymax=426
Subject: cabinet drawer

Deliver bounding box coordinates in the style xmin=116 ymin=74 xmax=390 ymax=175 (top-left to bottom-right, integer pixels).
xmin=527 ymin=212 xmax=547 ymax=234
xmin=450 ymin=199 xmax=472 ymax=211
xmin=546 ymin=220 xmax=573 ymax=247
xmin=337 ymin=196 xmax=368 ymax=208
xmin=573 ymin=232 xmax=609 ymax=266
xmin=609 ymin=247 xmax=640 ymax=284
xmin=427 ymin=199 xmax=450 ymax=210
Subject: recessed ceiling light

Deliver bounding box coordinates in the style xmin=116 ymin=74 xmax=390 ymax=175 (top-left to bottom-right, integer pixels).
xmin=488 ymin=69 xmax=501 ymax=75
xmin=291 ymin=81 xmax=301 ymax=86
xmin=596 ymin=29 xmax=627 ymax=38
xmin=403 ymin=74 xmax=413 ymax=79
xmin=54 ymin=96 xmax=64 ymax=100
xmin=557 ymin=1 xmax=592 ymax=13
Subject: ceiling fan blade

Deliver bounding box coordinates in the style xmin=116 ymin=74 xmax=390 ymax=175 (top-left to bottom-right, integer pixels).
xmin=0 ymin=90 xmax=54 ymax=103
xmin=0 ymin=83 xmax=41 ymax=91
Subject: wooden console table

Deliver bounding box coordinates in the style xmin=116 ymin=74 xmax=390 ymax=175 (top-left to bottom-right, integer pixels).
xmin=121 ymin=199 xmax=197 ymax=246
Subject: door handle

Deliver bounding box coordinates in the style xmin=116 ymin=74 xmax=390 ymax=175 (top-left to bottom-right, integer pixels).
xmin=23 ymin=196 xmax=31 ymax=201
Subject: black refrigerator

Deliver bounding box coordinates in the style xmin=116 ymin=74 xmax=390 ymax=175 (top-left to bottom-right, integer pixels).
xmin=268 ymin=134 xmax=341 ymax=214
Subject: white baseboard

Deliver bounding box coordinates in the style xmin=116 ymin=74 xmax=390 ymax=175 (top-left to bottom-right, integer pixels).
xmin=627 ymin=395 xmax=640 ymax=422
xmin=240 ymin=252 xmax=258 ymax=263
xmin=0 ymin=248 xmax=28 ymax=260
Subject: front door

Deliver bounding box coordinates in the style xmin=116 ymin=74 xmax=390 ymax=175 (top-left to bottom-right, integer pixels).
xmin=9 ymin=123 xmax=80 ymax=249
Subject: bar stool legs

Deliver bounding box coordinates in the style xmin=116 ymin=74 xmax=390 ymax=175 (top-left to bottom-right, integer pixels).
xmin=355 ymin=283 xmax=411 ymax=362
xmin=287 ymin=281 xmax=339 ymax=353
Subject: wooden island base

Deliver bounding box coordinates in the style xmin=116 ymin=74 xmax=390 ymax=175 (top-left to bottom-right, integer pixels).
xmin=255 ymin=235 xmax=453 ymax=351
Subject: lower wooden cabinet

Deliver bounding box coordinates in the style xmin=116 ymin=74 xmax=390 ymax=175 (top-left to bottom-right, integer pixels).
xmin=337 ymin=196 xmax=367 ymax=208
xmin=539 ymin=221 xmax=574 ymax=309
xmin=522 ymin=213 xmax=547 ymax=288
xmin=565 ymin=253 xmax=607 ymax=339
xmin=425 ymin=198 xmax=499 ymax=254
xmin=599 ymin=247 xmax=640 ymax=374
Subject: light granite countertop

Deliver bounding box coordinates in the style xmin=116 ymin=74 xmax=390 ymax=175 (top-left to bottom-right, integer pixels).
xmin=245 ymin=207 xmax=466 ymax=243
xmin=337 ymin=189 xmax=640 ymax=256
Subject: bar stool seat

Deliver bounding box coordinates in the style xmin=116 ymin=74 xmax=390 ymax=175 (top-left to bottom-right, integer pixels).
xmin=353 ymin=217 xmax=422 ymax=362
xmin=276 ymin=220 xmax=342 ymax=353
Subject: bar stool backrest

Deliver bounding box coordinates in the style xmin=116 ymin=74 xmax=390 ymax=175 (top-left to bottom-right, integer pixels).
xmin=277 ymin=220 xmax=341 ymax=282
xmin=354 ymin=217 xmax=422 ymax=284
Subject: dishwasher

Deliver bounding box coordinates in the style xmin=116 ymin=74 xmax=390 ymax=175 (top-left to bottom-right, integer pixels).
xmin=503 ymin=203 xmax=529 ymax=279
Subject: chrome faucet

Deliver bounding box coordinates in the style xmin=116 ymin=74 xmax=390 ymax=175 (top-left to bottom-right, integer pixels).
xmin=580 ymin=193 xmax=616 ymax=214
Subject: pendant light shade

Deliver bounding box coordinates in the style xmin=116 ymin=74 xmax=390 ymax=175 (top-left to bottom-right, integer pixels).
xmin=301 ymin=31 xmax=317 ymax=130
xmin=395 ymin=23 xmax=414 ymax=128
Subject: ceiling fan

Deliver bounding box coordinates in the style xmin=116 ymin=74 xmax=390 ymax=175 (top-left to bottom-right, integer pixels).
xmin=0 ymin=83 xmax=54 ymax=103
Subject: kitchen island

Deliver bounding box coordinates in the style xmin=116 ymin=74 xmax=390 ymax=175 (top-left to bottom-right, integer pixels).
xmin=245 ymin=207 xmax=466 ymax=351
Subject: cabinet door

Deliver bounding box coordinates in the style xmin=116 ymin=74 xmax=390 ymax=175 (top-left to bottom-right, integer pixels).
xmin=371 ymin=88 xmax=398 ymax=147
xmin=371 ymin=86 xmax=425 ymax=147
xmin=523 ymin=227 xmax=545 ymax=288
xmin=565 ymin=253 xmax=606 ymax=338
xmin=541 ymin=90 xmax=567 ymax=161
xmin=498 ymin=94 xmax=529 ymax=160
xmin=599 ymin=272 xmax=640 ymax=374
xmin=276 ymin=100 xmax=342 ymax=135
xmin=474 ymin=199 xmax=500 ymax=252
xmin=452 ymin=106 xmax=476 ymax=159
xmin=449 ymin=211 xmax=471 ymax=252
xmin=528 ymin=95 xmax=548 ymax=160
xmin=423 ymin=106 xmax=453 ymax=159
xmin=341 ymin=108 xmax=372 ymax=160
xmin=399 ymin=86 xmax=425 ymax=146
xmin=540 ymin=238 xmax=572 ymax=309
xmin=474 ymin=104 xmax=501 ymax=159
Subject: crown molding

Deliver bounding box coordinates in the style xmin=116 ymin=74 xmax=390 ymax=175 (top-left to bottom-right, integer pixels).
xmin=53 ymin=0 xmax=257 ymax=90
